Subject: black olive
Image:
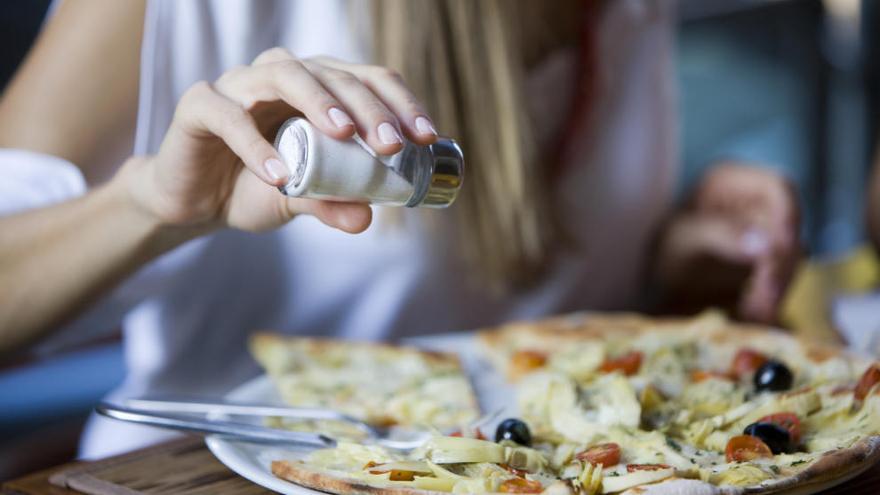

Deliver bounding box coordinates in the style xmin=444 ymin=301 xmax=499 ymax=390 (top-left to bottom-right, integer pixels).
xmin=495 ymin=418 xmax=532 ymax=446
xmin=744 ymin=422 xmax=792 ymax=454
xmin=753 ymin=360 xmax=793 ymax=392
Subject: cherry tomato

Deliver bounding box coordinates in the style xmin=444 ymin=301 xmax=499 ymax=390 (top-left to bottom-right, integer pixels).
xmin=575 ymin=442 xmax=621 ymax=467
xmin=725 ymin=435 xmax=773 ymax=462
xmin=731 ymin=349 xmax=768 ymax=378
xmin=691 ymin=370 xmax=733 ymax=382
xmin=500 ymin=464 xmax=529 ymax=477
xmin=626 ymin=464 xmax=670 ymax=472
xmin=450 ymin=429 xmax=487 ymax=440
xmin=600 ymin=351 xmax=643 ymax=376
xmin=854 ymin=364 xmax=880 ymax=402
xmin=499 ymin=477 xmax=543 ymax=493
xmin=510 ymin=350 xmax=548 ymax=376
xmin=757 ymin=412 xmax=802 ymax=445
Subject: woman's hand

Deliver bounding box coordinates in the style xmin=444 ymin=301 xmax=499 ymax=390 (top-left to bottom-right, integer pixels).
xmin=122 ymin=47 xmax=439 ymax=234
xmin=654 ymin=163 xmax=801 ymax=323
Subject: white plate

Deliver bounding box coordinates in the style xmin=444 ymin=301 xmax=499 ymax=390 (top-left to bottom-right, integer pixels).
xmin=205 ymin=330 xmax=874 ymax=495
xmin=206 ymin=332 xmax=512 ymax=494
xmin=206 ymin=375 xmax=322 ymax=495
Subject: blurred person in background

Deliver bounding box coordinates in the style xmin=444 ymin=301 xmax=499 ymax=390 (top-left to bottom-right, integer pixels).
xmin=0 ymin=0 xmax=800 ymax=457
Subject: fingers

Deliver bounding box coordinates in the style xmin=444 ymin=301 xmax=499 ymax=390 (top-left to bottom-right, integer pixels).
xmin=218 ymin=48 xmax=438 ymax=154
xmin=739 ymin=260 xmax=782 ymax=324
xmin=695 ymin=163 xmax=799 ymax=248
xmin=214 ymin=61 xmax=356 ymax=141
xmin=308 ymin=58 xmax=438 ymax=145
xmin=173 ymin=81 xmax=288 ymax=187
xmin=737 ymin=227 xmax=801 ymax=324
xmin=288 ymin=197 xmax=373 ymax=234
xmin=676 ymin=215 xmax=762 ymax=266
xmin=301 ymin=62 xmax=407 ymax=154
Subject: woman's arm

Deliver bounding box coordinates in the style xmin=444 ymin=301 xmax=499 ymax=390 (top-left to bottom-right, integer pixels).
xmin=0 ymin=46 xmax=440 ymax=355
xmin=0 ymin=162 xmax=193 ymax=353
xmin=0 ymin=0 xmax=145 ymax=184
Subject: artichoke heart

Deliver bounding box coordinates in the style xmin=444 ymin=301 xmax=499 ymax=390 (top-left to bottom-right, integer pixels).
xmin=600 ymin=467 xmax=674 ymax=494
xmin=576 ymin=462 xmax=603 ymax=495
xmin=412 ymin=476 xmax=456 ymax=492
xmin=505 ymin=446 xmax=548 ymax=472
xmin=425 ymin=436 xmax=505 ymax=464
xmin=592 ymin=374 xmax=641 ymax=428
xmin=307 ymin=442 xmax=397 ymax=471
xmin=711 ymin=464 xmax=770 ymax=486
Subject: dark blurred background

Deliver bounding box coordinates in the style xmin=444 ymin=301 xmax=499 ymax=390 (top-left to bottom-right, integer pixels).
xmin=0 ymin=0 xmax=877 ymax=481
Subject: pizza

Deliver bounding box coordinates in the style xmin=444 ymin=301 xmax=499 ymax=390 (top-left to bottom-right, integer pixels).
xmin=263 ymin=312 xmax=880 ymax=494
xmin=250 ymin=333 xmax=480 ymax=433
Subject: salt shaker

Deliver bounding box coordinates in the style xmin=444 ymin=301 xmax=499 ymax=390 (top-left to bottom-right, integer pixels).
xmin=273 ymin=117 xmax=464 ymax=207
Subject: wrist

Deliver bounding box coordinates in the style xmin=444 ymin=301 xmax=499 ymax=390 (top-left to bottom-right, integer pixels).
xmin=110 ymin=157 xmax=213 ymax=250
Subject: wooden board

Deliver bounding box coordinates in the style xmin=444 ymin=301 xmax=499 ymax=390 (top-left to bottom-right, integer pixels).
xmin=16 ymin=437 xmax=269 ymax=495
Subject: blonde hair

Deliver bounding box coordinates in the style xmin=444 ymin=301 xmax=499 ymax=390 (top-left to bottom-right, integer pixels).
xmin=371 ymin=0 xmax=582 ymax=288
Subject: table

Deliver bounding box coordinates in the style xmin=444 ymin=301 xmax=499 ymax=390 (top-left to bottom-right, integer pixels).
xmin=3 ymin=437 xmax=880 ymax=494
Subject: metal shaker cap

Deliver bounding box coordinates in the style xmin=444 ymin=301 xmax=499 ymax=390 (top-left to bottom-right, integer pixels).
xmin=421 ymin=138 xmax=464 ymax=208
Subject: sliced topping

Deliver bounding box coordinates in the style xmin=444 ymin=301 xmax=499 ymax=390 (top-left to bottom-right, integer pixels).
xmin=731 ymin=349 xmax=768 ymax=378
xmin=425 ymin=436 xmax=505 ymax=464
xmin=711 ymin=464 xmax=770 ymax=486
xmin=364 ymin=461 xmax=432 ymax=480
xmin=743 ymin=422 xmax=792 ymax=454
xmin=499 ymin=477 xmax=543 ymax=493
xmin=599 ymin=351 xmax=643 ymax=376
xmin=691 ymin=370 xmax=732 ymax=383
xmin=511 ymin=350 xmax=548 ymax=378
xmin=639 ymin=384 xmax=666 ymax=411
xmin=757 ymin=412 xmax=802 ymax=445
xmin=495 ymin=418 xmax=532 ymax=446
xmin=832 ymin=384 xmax=855 ymax=396
xmin=600 ymin=466 xmax=675 ymax=493
xmin=725 ymin=435 xmax=773 ymax=462
xmin=753 ymin=360 xmax=794 ymax=392
xmin=500 ymin=464 xmax=529 ymax=477
xmin=854 ymin=364 xmax=880 ymax=401
xmin=450 ymin=429 xmax=487 ymax=440
xmin=505 ymin=446 xmax=548 ymax=473
xmin=411 ymin=476 xmax=456 ymax=491
xmin=626 ymin=463 xmax=671 ymax=472
xmin=576 ymin=462 xmax=603 ymax=495
xmin=575 ymin=442 xmax=621 ymax=467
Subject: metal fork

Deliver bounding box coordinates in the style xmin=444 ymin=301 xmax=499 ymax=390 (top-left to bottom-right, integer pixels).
xmin=96 ymin=401 xmax=435 ymax=452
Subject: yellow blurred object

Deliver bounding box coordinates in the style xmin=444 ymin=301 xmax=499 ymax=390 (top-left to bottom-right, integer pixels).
xmin=781 ymin=246 xmax=880 ymax=344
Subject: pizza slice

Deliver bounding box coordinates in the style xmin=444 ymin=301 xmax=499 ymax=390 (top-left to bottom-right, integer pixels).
xmin=250 ymin=333 xmax=480 ymax=431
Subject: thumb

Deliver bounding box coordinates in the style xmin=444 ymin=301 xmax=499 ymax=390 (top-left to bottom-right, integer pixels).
xmin=290 ymin=198 xmax=373 ymax=234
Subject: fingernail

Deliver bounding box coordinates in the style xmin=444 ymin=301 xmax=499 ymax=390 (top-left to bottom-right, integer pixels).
xmin=377 ymin=122 xmax=403 ymax=145
xmin=328 ymin=107 xmax=353 ymax=128
xmin=741 ymin=229 xmax=769 ymax=256
xmin=264 ymin=158 xmax=288 ymax=181
xmin=415 ymin=116 xmax=437 ymax=136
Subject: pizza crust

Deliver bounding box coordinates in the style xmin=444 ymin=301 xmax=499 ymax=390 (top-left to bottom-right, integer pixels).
xmin=272 ymin=460 xmax=450 ymax=495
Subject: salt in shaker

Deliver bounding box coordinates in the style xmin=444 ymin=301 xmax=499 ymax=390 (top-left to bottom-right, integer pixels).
xmin=273 ymin=117 xmax=464 ymax=207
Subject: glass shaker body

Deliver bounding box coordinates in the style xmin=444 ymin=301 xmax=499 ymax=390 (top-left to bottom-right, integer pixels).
xmin=273 ymin=118 xmax=464 ymax=208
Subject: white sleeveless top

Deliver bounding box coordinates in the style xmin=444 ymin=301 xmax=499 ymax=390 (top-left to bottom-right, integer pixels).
xmin=0 ymin=0 xmax=679 ymax=458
